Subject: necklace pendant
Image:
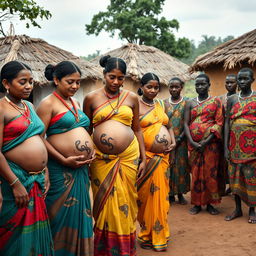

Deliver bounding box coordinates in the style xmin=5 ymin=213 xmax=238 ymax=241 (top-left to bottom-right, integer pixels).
xmin=114 ymin=109 xmax=118 ymax=115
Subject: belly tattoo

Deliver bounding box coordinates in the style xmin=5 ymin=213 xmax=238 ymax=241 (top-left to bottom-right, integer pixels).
xmin=155 ymin=134 xmax=168 ymax=145
xmin=75 ymin=140 xmax=92 ymax=156
xmin=100 ymin=133 xmax=114 ymax=150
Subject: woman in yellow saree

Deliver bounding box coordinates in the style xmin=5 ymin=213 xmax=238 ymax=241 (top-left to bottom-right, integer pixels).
xmin=137 ymin=73 xmax=176 ymax=252
xmin=83 ymin=55 xmax=146 ymax=256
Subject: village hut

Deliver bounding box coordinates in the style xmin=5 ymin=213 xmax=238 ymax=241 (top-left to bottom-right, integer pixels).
xmin=91 ymin=43 xmax=194 ymax=98
xmin=0 ymin=35 xmax=102 ymax=106
xmin=190 ymin=29 xmax=256 ymax=96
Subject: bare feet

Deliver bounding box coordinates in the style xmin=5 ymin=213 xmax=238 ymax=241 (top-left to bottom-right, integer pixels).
xmin=206 ymin=204 xmax=220 ymax=215
xmin=248 ymin=207 xmax=256 ymax=224
xmin=178 ymin=194 xmax=188 ymax=205
xmin=189 ymin=205 xmax=201 ymax=215
xmin=225 ymin=210 xmax=243 ymax=221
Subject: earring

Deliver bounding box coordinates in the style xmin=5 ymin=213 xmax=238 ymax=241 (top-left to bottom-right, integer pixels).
xmin=7 ymin=89 xmax=9 ymax=94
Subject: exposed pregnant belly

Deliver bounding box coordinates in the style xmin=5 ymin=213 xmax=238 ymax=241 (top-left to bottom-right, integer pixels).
xmin=47 ymin=127 xmax=94 ymax=160
xmin=4 ymin=135 xmax=48 ymax=173
xmin=93 ymin=120 xmax=134 ymax=154
xmin=150 ymin=125 xmax=172 ymax=153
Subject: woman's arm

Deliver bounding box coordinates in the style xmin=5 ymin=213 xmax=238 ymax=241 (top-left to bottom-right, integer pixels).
xmin=224 ymin=96 xmax=233 ymax=160
xmin=36 ymin=98 xmax=89 ymax=168
xmin=131 ymin=94 xmax=146 ymax=178
xmin=0 ymin=106 xmax=29 ymax=208
xmin=83 ymin=93 xmax=94 ymax=135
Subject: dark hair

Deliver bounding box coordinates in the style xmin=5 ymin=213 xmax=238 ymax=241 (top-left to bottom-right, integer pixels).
xmin=99 ymin=55 xmax=127 ymax=75
xmin=138 ymin=72 xmax=160 ymax=96
xmin=44 ymin=61 xmax=81 ymax=81
xmin=226 ymin=74 xmax=237 ymax=79
xmin=0 ymin=60 xmax=31 ymax=92
xmin=141 ymin=72 xmax=160 ymax=86
xmin=169 ymin=77 xmax=184 ymax=87
xmin=195 ymin=73 xmax=210 ymax=83
xmin=238 ymin=67 xmax=254 ymax=78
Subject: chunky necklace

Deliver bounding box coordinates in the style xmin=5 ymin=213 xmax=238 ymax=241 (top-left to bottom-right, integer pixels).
xmin=53 ymin=92 xmax=79 ymax=122
xmin=169 ymin=96 xmax=183 ymax=105
xmin=196 ymin=95 xmax=211 ymax=105
xmin=103 ymin=89 xmax=120 ymax=115
xmin=140 ymin=98 xmax=155 ymax=107
xmin=5 ymin=96 xmax=31 ymax=122
xmin=238 ymin=90 xmax=254 ymax=102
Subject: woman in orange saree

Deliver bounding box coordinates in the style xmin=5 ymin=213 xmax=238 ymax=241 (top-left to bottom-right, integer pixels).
xmin=83 ymin=55 xmax=146 ymax=256
xmin=137 ymin=73 xmax=176 ymax=252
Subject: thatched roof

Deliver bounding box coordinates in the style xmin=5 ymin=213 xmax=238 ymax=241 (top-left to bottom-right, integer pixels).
xmin=91 ymin=43 xmax=194 ymax=86
xmin=190 ymin=29 xmax=256 ymax=72
xmin=0 ymin=35 xmax=102 ymax=86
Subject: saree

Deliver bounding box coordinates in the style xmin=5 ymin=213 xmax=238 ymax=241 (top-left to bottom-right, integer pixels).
xmin=91 ymin=91 xmax=140 ymax=256
xmin=46 ymin=108 xmax=93 ymax=256
xmin=228 ymin=94 xmax=256 ymax=206
xmin=137 ymin=100 xmax=170 ymax=251
xmin=189 ymin=97 xmax=224 ymax=206
xmin=0 ymin=101 xmax=54 ymax=256
xmin=166 ymin=97 xmax=190 ymax=196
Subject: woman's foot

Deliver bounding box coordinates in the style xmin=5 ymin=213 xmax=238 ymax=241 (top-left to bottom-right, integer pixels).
xmin=206 ymin=204 xmax=219 ymax=215
xmin=189 ymin=205 xmax=201 ymax=215
xmin=248 ymin=207 xmax=256 ymax=224
xmin=225 ymin=209 xmax=243 ymax=221
xmin=178 ymin=194 xmax=188 ymax=205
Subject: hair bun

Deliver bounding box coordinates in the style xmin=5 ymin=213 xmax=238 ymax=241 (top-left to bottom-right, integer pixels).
xmin=44 ymin=64 xmax=55 ymax=81
xmin=99 ymin=55 xmax=111 ymax=68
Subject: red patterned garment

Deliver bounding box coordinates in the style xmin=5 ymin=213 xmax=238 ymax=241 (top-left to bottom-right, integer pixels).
xmin=228 ymin=94 xmax=256 ymax=206
xmin=189 ymin=97 xmax=224 ymax=206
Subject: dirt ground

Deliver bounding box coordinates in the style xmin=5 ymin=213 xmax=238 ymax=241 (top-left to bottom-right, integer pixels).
xmin=136 ymin=192 xmax=256 ymax=256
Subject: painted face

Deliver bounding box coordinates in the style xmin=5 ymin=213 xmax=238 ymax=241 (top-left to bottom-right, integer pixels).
xmin=104 ymin=68 xmax=125 ymax=93
xmin=237 ymin=71 xmax=253 ymax=91
xmin=169 ymin=80 xmax=183 ymax=98
xmin=142 ymin=80 xmax=160 ymax=100
xmin=55 ymin=72 xmax=81 ymax=97
xmin=195 ymin=77 xmax=210 ymax=95
xmin=4 ymin=69 xmax=33 ymax=99
xmin=225 ymin=76 xmax=237 ymax=93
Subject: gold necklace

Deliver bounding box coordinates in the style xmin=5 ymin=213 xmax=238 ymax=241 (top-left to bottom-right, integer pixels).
xmin=103 ymin=89 xmax=120 ymax=114
xmin=5 ymin=96 xmax=31 ymax=122
xmin=140 ymin=98 xmax=155 ymax=107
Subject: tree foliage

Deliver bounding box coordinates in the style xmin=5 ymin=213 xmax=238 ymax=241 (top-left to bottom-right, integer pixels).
xmin=0 ymin=0 xmax=51 ymax=36
xmin=182 ymin=35 xmax=234 ymax=64
xmin=81 ymin=50 xmax=101 ymax=61
xmin=85 ymin=0 xmax=191 ymax=58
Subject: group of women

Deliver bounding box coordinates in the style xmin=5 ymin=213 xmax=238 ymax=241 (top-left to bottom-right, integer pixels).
xmin=0 ymin=55 xmax=189 ymax=256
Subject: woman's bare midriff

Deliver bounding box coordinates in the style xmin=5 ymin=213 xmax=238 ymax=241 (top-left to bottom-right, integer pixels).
xmin=4 ymin=135 xmax=48 ymax=173
xmin=47 ymin=127 xmax=94 ymax=160
xmin=150 ymin=125 xmax=172 ymax=153
xmin=93 ymin=120 xmax=134 ymax=155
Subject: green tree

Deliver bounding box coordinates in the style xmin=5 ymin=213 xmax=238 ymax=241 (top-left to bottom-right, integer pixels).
xmin=85 ymin=0 xmax=191 ymax=58
xmin=182 ymin=35 xmax=234 ymax=65
xmin=0 ymin=0 xmax=51 ymax=36
xmin=81 ymin=50 xmax=101 ymax=61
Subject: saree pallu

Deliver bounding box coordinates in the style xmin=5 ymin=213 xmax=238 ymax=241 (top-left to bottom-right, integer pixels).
xmin=189 ymin=97 xmax=224 ymax=205
xmin=228 ymin=95 xmax=256 ymax=206
xmin=91 ymin=137 xmax=140 ymax=256
xmin=0 ymin=161 xmax=54 ymax=256
xmin=166 ymin=98 xmax=190 ymax=196
xmin=137 ymin=100 xmax=170 ymax=251
xmin=46 ymin=159 xmax=93 ymax=256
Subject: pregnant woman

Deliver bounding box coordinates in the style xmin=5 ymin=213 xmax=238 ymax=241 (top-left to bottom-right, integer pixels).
xmin=37 ymin=61 xmax=94 ymax=256
xmin=137 ymin=73 xmax=176 ymax=252
xmin=0 ymin=61 xmax=53 ymax=256
xmin=83 ymin=55 xmax=146 ymax=256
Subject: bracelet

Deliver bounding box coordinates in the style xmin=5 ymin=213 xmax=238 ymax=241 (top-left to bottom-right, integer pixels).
xmin=9 ymin=178 xmax=19 ymax=186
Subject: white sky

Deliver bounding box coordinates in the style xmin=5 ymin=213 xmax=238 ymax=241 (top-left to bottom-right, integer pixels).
xmin=4 ymin=0 xmax=256 ymax=57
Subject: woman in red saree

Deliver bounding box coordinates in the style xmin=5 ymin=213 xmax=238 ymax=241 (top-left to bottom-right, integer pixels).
xmin=0 ymin=61 xmax=54 ymax=255
xmin=184 ymin=74 xmax=224 ymax=215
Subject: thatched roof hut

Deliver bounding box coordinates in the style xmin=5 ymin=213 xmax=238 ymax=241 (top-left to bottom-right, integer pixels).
xmin=190 ymin=29 xmax=256 ymax=96
xmin=91 ymin=43 xmax=194 ymax=98
xmin=0 ymin=35 xmax=102 ymax=105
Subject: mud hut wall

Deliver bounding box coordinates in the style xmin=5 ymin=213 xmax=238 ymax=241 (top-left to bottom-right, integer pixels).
xmin=204 ymin=64 xmax=256 ymax=96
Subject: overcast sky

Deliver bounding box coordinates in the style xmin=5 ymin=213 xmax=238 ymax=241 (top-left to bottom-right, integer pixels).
xmin=4 ymin=0 xmax=256 ymax=57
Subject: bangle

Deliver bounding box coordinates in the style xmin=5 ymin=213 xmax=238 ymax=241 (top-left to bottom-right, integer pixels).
xmin=9 ymin=178 xmax=19 ymax=186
